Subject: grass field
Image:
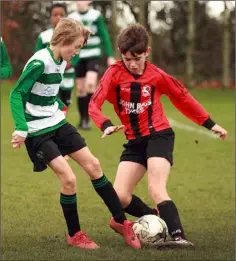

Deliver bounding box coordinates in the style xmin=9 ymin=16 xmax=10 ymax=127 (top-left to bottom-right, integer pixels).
xmin=1 ymin=80 xmax=235 ymax=261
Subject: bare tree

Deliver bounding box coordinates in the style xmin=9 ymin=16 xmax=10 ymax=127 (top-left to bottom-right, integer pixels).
xmin=222 ymin=1 xmax=231 ymax=88
xmin=122 ymin=0 xmax=153 ymax=62
xmin=186 ymin=0 xmax=195 ymax=88
xmin=111 ymin=1 xmax=118 ymax=58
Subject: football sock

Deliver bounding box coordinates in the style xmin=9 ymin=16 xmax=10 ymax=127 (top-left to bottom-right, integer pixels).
xmin=157 ymin=200 xmax=186 ymax=239
xmin=60 ymin=193 xmax=80 ymax=237
xmin=85 ymin=93 xmax=93 ymax=122
xmin=77 ymin=96 xmax=87 ymax=123
xmin=124 ymin=194 xmax=156 ymax=217
xmin=91 ymin=175 xmax=126 ymax=224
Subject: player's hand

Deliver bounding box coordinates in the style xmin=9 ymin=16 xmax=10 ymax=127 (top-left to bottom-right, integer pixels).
xmin=11 ymin=133 xmax=26 ymax=148
xmin=61 ymin=106 xmax=68 ymax=116
xmin=101 ymin=125 xmax=124 ymax=138
xmin=107 ymin=57 xmax=116 ymax=67
xmin=211 ymin=124 xmax=228 ymax=140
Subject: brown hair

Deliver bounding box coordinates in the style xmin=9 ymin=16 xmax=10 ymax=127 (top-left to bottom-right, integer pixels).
xmin=50 ymin=18 xmax=93 ymax=46
xmin=117 ymin=23 xmax=149 ymax=56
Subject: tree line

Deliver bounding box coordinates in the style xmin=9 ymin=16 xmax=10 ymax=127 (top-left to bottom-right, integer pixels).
xmin=1 ymin=0 xmax=235 ymax=88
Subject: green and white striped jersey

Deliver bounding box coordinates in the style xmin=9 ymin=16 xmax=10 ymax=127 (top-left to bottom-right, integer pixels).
xmin=10 ymin=47 xmax=67 ymax=138
xmin=35 ymin=28 xmax=79 ymax=90
xmin=68 ymin=8 xmax=114 ymax=59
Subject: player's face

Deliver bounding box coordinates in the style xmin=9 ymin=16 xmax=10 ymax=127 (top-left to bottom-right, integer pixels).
xmin=76 ymin=1 xmax=92 ymax=12
xmin=50 ymin=7 xmax=66 ymax=27
xmin=121 ymin=49 xmax=150 ymax=75
xmin=60 ymin=36 xmax=84 ymax=62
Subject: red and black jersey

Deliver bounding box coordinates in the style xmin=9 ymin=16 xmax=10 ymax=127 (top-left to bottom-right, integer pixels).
xmin=89 ymin=61 xmax=215 ymax=140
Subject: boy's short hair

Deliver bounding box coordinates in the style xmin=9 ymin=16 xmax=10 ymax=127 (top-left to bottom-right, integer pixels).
xmin=49 ymin=3 xmax=68 ymax=16
xmin=117 ymin=23 xmax=149 ymax=56
xmin=51 ymin=18 xmax=92 ymax=46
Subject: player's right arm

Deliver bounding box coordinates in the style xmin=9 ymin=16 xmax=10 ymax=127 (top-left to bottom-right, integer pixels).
xmin=10 ymin=60 xmax=44 ymax=139
xmin=1 ymin=39 xmax=13 ymax=79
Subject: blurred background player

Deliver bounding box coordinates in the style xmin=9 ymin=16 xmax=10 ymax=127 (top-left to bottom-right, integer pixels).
xmin=68 ymin=1 xmax=116 ymax=129
xmin=35 ymin=3 xmax=80 ymax=115
xmin=1 ymin=37 xmax=13 ymax=79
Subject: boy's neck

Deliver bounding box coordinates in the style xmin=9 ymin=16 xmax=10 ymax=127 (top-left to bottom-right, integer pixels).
xmin=49 ymin=45 xmax=62 ymax=63
xmin=78 ymin=8 xmax=90 ymax=14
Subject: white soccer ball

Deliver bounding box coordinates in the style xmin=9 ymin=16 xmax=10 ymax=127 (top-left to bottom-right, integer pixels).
xmin=132 ymin=215 xmax=168 ymax=246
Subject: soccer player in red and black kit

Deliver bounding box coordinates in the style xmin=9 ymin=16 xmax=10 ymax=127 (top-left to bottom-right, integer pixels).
xmin=89 ymin=24 xmax=227 ymax=248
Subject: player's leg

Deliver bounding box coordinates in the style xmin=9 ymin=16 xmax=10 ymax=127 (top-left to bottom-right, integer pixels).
xmin=56 ymin=123 xmax=141 ymax=248
xmin=74 ymin=60 xmax=87 ymax=128
xmin=146 ymin=129 xmax=194 ymax=248
xmin=49 ymin=156 xmax=99 ymax=249
xmin=25 ymin=135 xmax=99 ymax=249
xmin=113 ymin=161 xmax=157 ymax=217
xmin=83 ymin=58 xmax=100 ymax=128
xmin=115 ymin=140 xmax=158 ymax=217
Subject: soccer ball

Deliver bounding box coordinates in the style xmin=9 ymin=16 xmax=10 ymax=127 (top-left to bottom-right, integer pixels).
xmin=132 ymin=215 xmax=168 ymax=246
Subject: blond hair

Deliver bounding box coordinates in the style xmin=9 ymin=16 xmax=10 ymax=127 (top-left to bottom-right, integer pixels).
xmin=50 ymin=17 xmax=93 ymax=46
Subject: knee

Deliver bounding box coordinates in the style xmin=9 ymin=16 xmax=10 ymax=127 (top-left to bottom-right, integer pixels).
xmin=62 ymin=174 xmax=77 ymax=190
xmin=77 ymin=88 xmax=86 ymax=96
xmin=114 ymin=188 xmax=132 ymax=208
xmin=86 ymin=82 xmax=96 ymax=93
xmin=84 ymin=157 xmax=101 ymax=177
xmin=148 ymin=183 xmax=169 ymax=203
xmin=76 ymin=84 xmax=86 ymax=96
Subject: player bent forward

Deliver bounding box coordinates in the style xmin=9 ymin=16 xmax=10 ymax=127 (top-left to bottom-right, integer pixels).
xmin=9 ymin=18 xmax=141 ymax=250
xmin=89 ymin=23 xmax=228 ymax=249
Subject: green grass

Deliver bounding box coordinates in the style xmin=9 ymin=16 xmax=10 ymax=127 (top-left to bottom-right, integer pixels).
xmin=1 ymin=81 xmax=235 ymax=260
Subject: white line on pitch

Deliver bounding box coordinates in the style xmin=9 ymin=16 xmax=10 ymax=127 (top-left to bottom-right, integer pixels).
xmin=169 ymin=118 xmax=219 ymax=139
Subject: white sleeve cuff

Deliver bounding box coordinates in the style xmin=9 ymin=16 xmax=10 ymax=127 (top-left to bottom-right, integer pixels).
xmin=13 ymin=130 xmax=28 ymax=138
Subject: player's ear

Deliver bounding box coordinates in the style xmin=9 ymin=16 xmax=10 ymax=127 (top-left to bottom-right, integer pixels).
xmin=145 ymin=47 xmax=151 ymax=56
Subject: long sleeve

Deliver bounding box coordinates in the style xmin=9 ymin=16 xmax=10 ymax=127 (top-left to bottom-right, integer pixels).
xmin=35 ymin=35 xmax=45 ymax=52
xmin=9 ymin=60 xmax=44 ymax=135
xmin=56 ymin=96 xmax=66 ymax=110
xmin=1 ymin=40 xmax=13 ymax=79
xmin=159 ymin=71 xmax=215 ymax=129
xmin=97 ymin=14 xmax=114 ymax=57
xmin=89 ymin=68 xmax=115 ymax=131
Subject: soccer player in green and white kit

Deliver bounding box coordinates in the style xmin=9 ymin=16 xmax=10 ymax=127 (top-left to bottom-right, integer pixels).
xmin=35 ymin=3 xmax=79 ymax=115
xmin=10 ymin=18 xmax=141 ymax=250
xmin=1 ymin=37 xmax=13 ymax=79
xmin=68 ymin=1 xmax=116 ymax=129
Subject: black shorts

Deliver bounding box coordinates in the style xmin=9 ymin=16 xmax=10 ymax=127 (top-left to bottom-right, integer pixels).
xmin=25 ymin=123 xmax=86 ymax=172
xmin=58 ymin=89 xmax=72 ymax=106
xmin=75 ymin=58 xmax=100 ymax=78
xmin=120 ymin=128 xmax=175 ymax=168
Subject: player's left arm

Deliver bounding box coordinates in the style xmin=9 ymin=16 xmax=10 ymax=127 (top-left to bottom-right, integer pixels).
xmin=159 ymin=72 xmax=227 ymax=139
xmin=97 ymin=14 xmax=116 ymax=66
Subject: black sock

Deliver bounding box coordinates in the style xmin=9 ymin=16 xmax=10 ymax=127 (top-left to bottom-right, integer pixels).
xmin=124 ymin=194 xmax=156 ymax=217
xmin=84 ymin=93 xmax=93 ymax=122
xmin=60 ymin=193 xmax=80 ymax=237
xmin=157 ymin=200 xmax=186 ymax=239
xmin=77 ymin=96 xmax=87 ymax=123
xmin=91 ymin=175 xmax=126 ymax=224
